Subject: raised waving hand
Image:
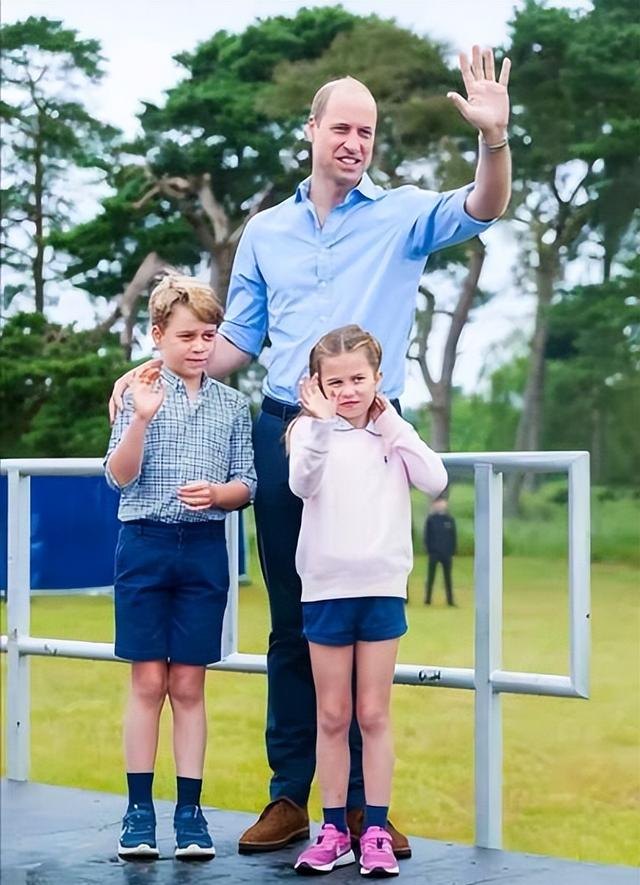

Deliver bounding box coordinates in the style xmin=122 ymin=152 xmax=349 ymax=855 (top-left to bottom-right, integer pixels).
xmin=447 ymin=46 xmax=510 ymax=141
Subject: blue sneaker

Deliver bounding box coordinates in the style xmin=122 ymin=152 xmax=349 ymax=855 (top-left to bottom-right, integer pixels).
xmin=174 ymin=805 xmax=215 ymax=859
xmin=118 ymin=803 xmax=159 ymax=858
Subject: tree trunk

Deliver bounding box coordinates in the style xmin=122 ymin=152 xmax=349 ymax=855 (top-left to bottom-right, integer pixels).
xmin=414 ymin=240 xmax=485 ymax=454
xmin=429 ymin=385 xmax=451 ymax=452
xmin=212 ymin=241 xmax=236 ymax=305
xmin=33 ymin=113 xmax=45 ymax=313
xmin=591 ymin=404 xmax=603 ymax=485
xmin=505 ymin=245 xmax=557 ymax=515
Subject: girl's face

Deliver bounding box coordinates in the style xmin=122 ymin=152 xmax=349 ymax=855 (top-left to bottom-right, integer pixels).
xmin=152 ymin=303 xmax=217 ymax=381
xmin=319 ymin=350 xmax=381 ymax=428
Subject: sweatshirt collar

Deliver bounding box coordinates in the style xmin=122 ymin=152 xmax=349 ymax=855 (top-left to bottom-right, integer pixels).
xmin=333 ymin=415 xmax=381 ymax=435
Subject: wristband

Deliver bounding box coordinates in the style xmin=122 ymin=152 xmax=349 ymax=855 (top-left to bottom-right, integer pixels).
xmin=479 ymin=132 xmax=509 ymax=152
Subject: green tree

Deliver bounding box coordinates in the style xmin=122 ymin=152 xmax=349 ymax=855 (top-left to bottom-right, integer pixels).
xmin=0 ymin=312 xmax=130 ymax=457
xmin=55 ymin=5 xmax=359 ymax=352
xmin=0 ymin=16 xmax=119 ymax=313
xmin=542 ymin=258 xmax=640 ymax=485
xmin=503 ymin=0 xmax=640 ymax=510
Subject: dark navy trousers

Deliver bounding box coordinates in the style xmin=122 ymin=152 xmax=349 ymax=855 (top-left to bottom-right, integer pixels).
xmin=253 ymin=400 xmax=365 ymax=809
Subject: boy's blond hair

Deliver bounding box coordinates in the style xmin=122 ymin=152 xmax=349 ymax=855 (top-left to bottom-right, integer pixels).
xmin=149 ymin=274 xmax=224 ymax=330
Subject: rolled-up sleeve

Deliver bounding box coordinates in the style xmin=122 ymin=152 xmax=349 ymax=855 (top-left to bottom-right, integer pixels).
xmin=227 ymin=401 xmax=257 ymax=499
xmin=103 ymin=396 xmax=140 ymax=492
xmin=409 ymin=184 xmax=495 ymax=256
xmin=219 ymin=220 xmax=268 ymax=357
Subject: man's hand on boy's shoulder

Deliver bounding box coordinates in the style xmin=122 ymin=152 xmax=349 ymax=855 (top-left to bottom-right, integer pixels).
xmin=109 ymin=358 xmax=163 ymax=423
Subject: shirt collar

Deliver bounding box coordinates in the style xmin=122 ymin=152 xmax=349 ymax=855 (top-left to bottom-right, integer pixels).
xmin=294 ymin=172 xmax=384 ymax=206
xmin=160 ymin=366 xmax=213 ymax=394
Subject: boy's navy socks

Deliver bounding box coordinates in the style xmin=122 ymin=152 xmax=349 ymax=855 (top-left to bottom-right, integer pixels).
xmin=365 ymin=804 xmax=389 ymax=830
xmin=323 ymin=806 xmax=348 ymax=834
xmin=176 ymin=776 xmax=203 ymax=809
xmin=126 ymin=772 xmax=154 ymax=809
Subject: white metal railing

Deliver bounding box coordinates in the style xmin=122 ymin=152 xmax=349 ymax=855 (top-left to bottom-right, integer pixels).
xmin=0 ymin=453 xmax=591 ymax=850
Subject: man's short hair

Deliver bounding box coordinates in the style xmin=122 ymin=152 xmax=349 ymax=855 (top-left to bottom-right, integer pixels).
xmin=149 ymin=274 xmax=224 ymax=330
xmin=309 ymin=76 xmax=375 ymax=124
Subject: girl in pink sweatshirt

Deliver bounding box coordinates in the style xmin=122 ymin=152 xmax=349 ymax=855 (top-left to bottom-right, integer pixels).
xmin=288 ymin=324 xmax=447 ymax=877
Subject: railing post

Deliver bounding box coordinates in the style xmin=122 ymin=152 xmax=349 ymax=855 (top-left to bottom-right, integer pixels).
xmin=6 ymin=468 xmax=31 ymax=781
xmin=568 ymin=453 xmax=591 ymax=698
xmin=221 ymin=510 xmax=239 ymax=658
xmin=474 ymin=463 xmax=503 ymax=848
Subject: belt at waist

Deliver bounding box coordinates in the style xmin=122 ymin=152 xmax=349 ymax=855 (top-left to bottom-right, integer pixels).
xmin=261 ymin=395 xmax=402 ymax=421
xmin=261 ymin=395 xmax=301 ymax=422
xmin=122 ymin=519 xmax=226 ymax=536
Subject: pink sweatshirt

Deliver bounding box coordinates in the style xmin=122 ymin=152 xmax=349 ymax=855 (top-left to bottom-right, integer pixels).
xmin=288 ymin=408 xmax=448 ymax=602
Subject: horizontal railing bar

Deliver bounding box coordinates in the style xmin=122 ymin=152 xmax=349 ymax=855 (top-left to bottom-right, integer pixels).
xmin=393 ymin=664 xmax=475 ymax=689
xmin=1 ymin=637 xmax=582 ymax=697
xmin=1 ymin=459 xmax=104 ymax=477
xmin=445 ymin=452 xmax=586 ymax=474
xmin=1 ymin=452 xmax=587 ymax=479
xmin=490 ymin=670 xmax=585 ymax=698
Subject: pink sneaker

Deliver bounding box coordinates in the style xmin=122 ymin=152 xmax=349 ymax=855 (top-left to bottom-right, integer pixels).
xmin=359 ymin=826 xmax=399 ymax=877
xmin=294 ymin=823 xmax=355 ymax=874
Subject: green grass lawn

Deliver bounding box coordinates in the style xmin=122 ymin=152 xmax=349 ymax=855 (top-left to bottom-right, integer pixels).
xmin=2 ymin=537 xmax=638 ymax=867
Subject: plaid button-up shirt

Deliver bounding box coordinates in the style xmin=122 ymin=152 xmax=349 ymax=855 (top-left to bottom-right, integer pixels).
xmin=105 ymin=368 xmax=256 ymax=523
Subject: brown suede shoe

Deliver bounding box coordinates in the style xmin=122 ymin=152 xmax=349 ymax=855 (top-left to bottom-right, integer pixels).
xmin=238 ymin=798 xmax=310 ymax=853
xmin=346 ymin=808 xmax=412 ymax=859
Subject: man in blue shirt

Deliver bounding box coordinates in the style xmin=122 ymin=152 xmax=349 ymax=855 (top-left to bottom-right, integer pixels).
xmin=112 ymin=44 xmax=512 ymax=861
xmin=221 ymin=48 xmax=511 ymax=859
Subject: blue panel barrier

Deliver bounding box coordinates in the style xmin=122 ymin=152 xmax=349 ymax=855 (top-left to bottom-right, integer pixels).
xmin=0 ymin=475 xmax=246 ymax=594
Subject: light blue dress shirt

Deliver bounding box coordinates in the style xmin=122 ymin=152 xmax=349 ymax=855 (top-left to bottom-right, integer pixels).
xmin=220 ymin=173 xmax=494 ymax=405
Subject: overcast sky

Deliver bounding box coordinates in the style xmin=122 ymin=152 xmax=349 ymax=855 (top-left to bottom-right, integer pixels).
xmin=4 ymin=0 xmax=593 ymax=403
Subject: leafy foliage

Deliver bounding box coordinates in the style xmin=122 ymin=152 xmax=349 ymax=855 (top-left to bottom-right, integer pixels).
xmin=0 ymin=16 xmax=120 ymax=311
xmin=0 ymin=312 xmax=130 ymax=457
xmin=56 ymin=7 xmax=361 ymax=304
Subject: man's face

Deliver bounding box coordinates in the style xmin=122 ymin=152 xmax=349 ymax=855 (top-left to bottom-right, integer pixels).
xmin=308 ymin=87 xmax=377 ymax=189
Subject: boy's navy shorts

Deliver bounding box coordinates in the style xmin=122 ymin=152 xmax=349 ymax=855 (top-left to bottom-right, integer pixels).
xmin=302 ymin=596 xmax=408 ymax=647
xmin=114 ymin=520 xmax=229 ymax=666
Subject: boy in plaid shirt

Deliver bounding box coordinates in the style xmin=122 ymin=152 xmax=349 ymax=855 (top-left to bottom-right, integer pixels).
xmin=105 ymin=274 xmax=256 ymax=860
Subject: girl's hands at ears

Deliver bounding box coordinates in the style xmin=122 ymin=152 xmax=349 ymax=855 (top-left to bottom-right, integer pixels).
xmin=369 ymin=394 xmax=390 ymax=423
xmin=299 ymin=374 xmax=337 ymax=420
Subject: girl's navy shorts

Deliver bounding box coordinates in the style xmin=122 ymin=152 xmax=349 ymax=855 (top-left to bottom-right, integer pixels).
xmin=114 ymin=520 xmax=229 ymax=666
xmin=302 ymin=596 xmax=408 ymax=646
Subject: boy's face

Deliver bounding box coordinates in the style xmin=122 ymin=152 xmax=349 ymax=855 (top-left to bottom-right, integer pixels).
xmin=151 ymin=303 xmax=217 ymax=380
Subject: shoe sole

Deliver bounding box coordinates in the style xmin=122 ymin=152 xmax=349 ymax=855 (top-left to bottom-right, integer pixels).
xmin=360 ymin=863 xmax=400 ymax=877
xmin=238 ymin=826 xmax=310 ymax=854
xmin=175 ymin=844 xmax=216 ymax=860
xmin=118 ymin=843 xmax=159 ymax=859
xmin=295 ymin=849 xmax=356 ymax=874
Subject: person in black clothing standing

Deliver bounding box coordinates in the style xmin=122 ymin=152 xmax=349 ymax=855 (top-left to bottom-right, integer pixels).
xmin=424 ymin=498 xmax=457 ymax=606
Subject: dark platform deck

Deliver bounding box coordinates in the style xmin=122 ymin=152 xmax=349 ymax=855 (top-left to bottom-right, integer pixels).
xmin=1 ymin=781 xmax=636 ymax=884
